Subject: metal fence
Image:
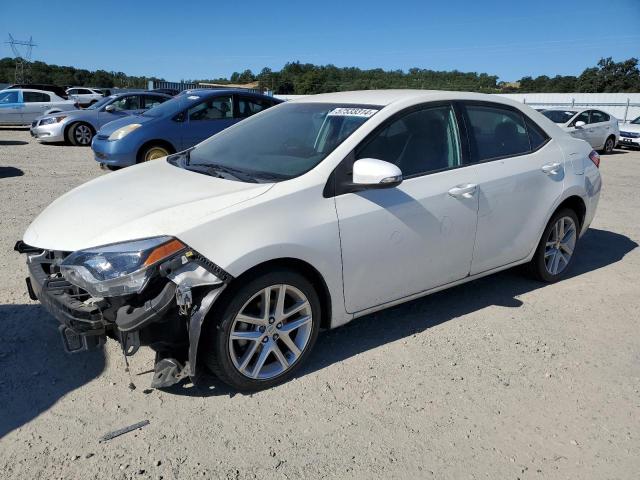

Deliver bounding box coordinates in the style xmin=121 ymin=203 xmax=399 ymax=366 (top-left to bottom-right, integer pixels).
xmin=498 ymin=93 xmax=640 ymax=122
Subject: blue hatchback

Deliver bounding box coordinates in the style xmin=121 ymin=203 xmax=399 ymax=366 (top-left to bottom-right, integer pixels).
xmin=92 ymin=89 xmax=281 ymax=168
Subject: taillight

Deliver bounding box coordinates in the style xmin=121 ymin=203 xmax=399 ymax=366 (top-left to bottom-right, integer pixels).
xmin=588 ymin=150 xmax=600 ymax=168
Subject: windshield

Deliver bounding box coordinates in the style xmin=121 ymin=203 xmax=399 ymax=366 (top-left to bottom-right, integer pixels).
xmin=87 ymin=95 xmax=116 ymax=110
xmin=631 ymin=116 xmax=640 ymax=125
xmin=171 ymin=103 xmax=380 ymax=182
xmin=542 ymin=110 xmax=577 ymax=124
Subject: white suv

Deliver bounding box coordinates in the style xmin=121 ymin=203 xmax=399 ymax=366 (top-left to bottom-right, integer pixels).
xmin=18 ymin=90 xmax=602 ymax=391
xmin=66 ymin=87 xmax=104 ymax=107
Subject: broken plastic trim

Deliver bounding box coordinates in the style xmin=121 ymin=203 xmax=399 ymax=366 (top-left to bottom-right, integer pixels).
xmin=14 ymin=240 xmax=44 ymax=254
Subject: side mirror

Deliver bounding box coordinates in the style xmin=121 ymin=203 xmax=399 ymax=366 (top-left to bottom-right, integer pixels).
xmin=574 ymin=120 xmax=586 ymax=128
xmin=352 ymin=158 xmax=402 ymax=188
xmin=104 ymin=104 xmax=116 ymax=113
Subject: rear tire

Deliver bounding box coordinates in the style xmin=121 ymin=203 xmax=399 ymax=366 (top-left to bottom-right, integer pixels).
xmin=67 ymin=122 xmax=94 ymax=146
xmin=202 ymin=268 xmax=321 ymax=392
xmin=526 ymin=208 xmax=580 ymax=283
xmin=601 ymin=135 xmax=615 ymax=154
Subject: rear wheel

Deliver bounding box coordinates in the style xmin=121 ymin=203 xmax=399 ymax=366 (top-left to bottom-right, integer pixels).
xmin=202 ymin=269 xmax=321 ymax=391
xmin=602 ymin=135 xmax=615 ymax=154
xmin=527 ymin=208 xmax=579 ymax=282
xmin=67 ymin=122 xmax=94 ymax=146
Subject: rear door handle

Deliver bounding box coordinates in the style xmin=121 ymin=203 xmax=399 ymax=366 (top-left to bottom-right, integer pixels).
xmin=541 ymin=162 xmax=562 ymax=174
xmin=448 ymin=183 xmax=477 ymax=198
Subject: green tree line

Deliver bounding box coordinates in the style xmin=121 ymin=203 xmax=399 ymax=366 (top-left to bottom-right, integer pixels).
xmin=2 ymin=56 xmax=638 ymax=94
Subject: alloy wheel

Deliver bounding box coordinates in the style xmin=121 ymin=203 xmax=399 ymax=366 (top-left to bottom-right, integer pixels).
xmin=74 ymin=124 xmax=92 ymax=145
xmin=605 ymin=137 xmax=614 ymax=153
xmin=228 ymin=284 xmax=313 ymax=380
xmin=144 ymin=147 xmax=169 ymax=161
xmin=544 ymin=216 xmax=577 ymax=275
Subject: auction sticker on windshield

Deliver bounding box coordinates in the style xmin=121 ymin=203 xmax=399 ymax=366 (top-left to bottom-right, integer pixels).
xmin=327 ymin=107 xmax=378 ymax=117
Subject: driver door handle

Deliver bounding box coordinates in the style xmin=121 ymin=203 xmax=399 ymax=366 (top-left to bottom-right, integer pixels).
xmin=448 ymin=183 xmax=477 ymax=198
xmin=541 ymin=162 xmax=562 ymax=174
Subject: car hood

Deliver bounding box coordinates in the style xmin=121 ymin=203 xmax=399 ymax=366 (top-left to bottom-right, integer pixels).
xmin=620 ymin=123 xmax=640 ymax=133
xmin=98 ymin=114 xmax=158 ymax=135
xmin=23 ymin=159 xmax=274 ymax=252
xmin=38 ymin=109 xmax=96 ymax=122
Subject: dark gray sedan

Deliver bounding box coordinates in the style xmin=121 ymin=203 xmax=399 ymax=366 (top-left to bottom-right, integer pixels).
xmin=30 ymin=92 xmax=171 ymax=146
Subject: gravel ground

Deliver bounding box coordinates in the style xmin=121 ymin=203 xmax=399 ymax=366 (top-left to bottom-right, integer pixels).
xmin=1 ymin=127 xmax=639 ymax=480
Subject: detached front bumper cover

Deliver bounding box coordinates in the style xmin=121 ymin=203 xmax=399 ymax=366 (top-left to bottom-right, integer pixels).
xmin=16 ymin=239 xmax=233 ymax=387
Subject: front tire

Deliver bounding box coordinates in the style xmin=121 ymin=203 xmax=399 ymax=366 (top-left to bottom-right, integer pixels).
xmin=67 ymin=122 xmax=94 ymax=146
xmin=202 ymin=269 xmax=321 ymax=391
xmin=138 ymin=144 xmax=171 ymax=162
xmin=527 ymin=208 xmax=580 ymax=282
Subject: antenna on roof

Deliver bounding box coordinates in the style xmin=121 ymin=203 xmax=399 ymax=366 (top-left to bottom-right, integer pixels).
xmin=5 ymin=34 xmax=37 ymax=83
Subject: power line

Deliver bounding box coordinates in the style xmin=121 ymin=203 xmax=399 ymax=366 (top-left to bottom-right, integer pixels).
xmin=5 ymin=34 xmax=37 ymax=83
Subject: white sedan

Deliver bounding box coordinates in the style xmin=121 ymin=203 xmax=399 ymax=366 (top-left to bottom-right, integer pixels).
xmin=17 ymin=90 xmax=602 ymax=391
xmin=541 ymin=107 xmax=619 ymax=153
xmin=618 ymin=115 xmax=640 ymax=149
xmin=0 ymin=89 xmax=77 ymax=126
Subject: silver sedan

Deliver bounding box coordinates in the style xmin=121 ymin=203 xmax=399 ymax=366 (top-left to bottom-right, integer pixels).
xmin=30 ymin=92 xmax=171 ymax=146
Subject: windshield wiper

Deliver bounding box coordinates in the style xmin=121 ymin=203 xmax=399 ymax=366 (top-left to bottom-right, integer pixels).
xmin=188 ymin=163 xmax=257 ymax=183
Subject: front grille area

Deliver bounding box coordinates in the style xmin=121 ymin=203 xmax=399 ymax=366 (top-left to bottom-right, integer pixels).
xmin=620 ymin=131 xmax=640 ymax=138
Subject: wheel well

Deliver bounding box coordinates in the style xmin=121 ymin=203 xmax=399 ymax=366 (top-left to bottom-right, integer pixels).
xmin=136 ymin=139 xmax=176 ymax=163
xmin=230 ymin=258 xmax=332 ymax=330
xmin=64 ymin=120 xmax=95 ymax=138
xmin=556 ymin=195 xmax=586 ymax=229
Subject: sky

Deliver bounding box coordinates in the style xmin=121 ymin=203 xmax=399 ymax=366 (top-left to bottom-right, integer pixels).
xmin=1 ymin=0 xmax=639 ymax=82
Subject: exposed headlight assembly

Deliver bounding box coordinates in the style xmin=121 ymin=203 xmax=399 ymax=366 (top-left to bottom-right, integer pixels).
xmin=108 ymin=123 xmax=142 ymax=141
xmin=60 ymin=236 xmax=186 ymax=297
xmin=40 ymin=115 xmax=67 ymax=125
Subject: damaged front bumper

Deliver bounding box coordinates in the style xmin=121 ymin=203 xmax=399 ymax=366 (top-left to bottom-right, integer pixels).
xmin=15 ymin=240 xmax=231 ymax=388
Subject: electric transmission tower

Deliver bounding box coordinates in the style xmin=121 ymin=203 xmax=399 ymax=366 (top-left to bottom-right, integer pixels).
xmin=6 ymin=34 xmax=37 ymax=83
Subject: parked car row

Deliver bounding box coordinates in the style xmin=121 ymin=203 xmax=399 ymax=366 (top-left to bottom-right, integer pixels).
xmin=17 ymin=90 xmax=602 ymax=391
xmin=31 ymin=92 xmax=172 ymax=145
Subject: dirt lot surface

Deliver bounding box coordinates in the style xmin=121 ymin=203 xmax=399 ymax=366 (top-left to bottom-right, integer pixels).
xmin=1 ymin=127 xmax=639 ymax=480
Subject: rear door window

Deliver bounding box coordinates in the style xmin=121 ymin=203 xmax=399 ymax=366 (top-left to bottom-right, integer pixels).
xmin=143 ymin=95 xmax=167 ymax=109
xmin=23 ymin=91 xmax=50 ymax=102
xmin=590 ymin=110 xmax=609 ymax=123
xmin=524 ymin=117 xmax=549 ymax=150
xmin=111 ymin=95 xmax=141 ymax=111
xmin=463 ymin=104 xmax=530 ymax=161
xmin=188 ymin=95 xmax=233 ymax=121
xmin=236 ymin=96 xmax=271 ymax=118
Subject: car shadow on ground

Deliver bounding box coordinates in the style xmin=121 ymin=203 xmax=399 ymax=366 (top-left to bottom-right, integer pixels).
xmin=0 ymin=166 xmax=25 ymax=178
xmin=0 ymin=140 xmax=28 ymax=146
xmin=0 ymin=304 xmax=105 ymax=439
xmin=2 ymin=228 xmax=636 ymax=407
xmin=181 ymin=228 xmax=637 ymax=397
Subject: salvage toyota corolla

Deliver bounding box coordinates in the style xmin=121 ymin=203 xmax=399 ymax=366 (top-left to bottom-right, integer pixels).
xmin=16 ymin=90 xmax=602 ymax=391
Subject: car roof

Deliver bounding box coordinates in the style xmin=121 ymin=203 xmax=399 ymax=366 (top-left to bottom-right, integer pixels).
xmin=2 ymin=88 xmax=61 ymax=95
xmin=542 ymin=107 xmax=599 ymax=113
xmin=287 ymin=89 xmax=524 ymax=107
xmin=180 ymin=88 xmax=274 ymax=98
